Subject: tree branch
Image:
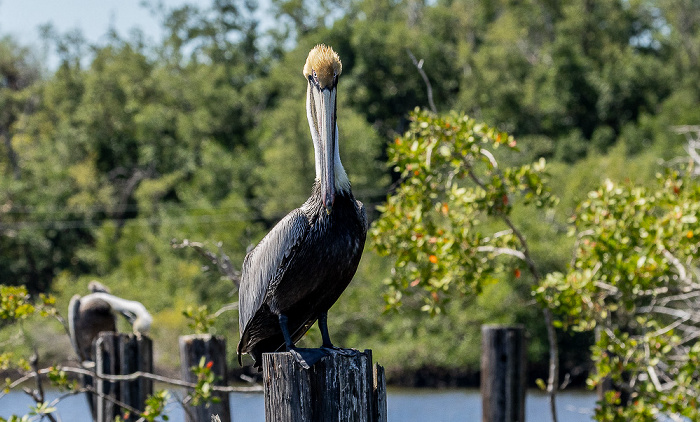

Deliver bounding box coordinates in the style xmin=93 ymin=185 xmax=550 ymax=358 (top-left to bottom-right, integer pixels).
xmin=671 ymin=125 xmax=700 ymax=176
xmin=171 ymin=238 xmax=241 ymax=287
xmin=476 ymin=245 xmax=527 ymax=261
xmin=213 ymin=302 xmax=239 ymax=318
xmin=407 ymin=49 xmax=437 ymax=114
xmin=463 ymin=153 xmax=558 ymax=422
xmin=25 ymin=351 xmax=58 ymax=422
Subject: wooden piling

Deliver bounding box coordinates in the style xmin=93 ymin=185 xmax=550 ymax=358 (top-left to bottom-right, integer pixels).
xmin=373 ymin=362 xmax=388 ymax=422
xmin=94 ymin=333 xmax=118 ymax=422
xmin=94 ymin=332 xmax=153 ymax=422
xmin=179 ymin=334 xmax=231 ymax=422
xmin=119 ymin=334 xmax=153 ymax=411
xmin=481 ymin=325 xmax=526 ymax=422
xmin=263 ymin=349 xmax=386 ymax=422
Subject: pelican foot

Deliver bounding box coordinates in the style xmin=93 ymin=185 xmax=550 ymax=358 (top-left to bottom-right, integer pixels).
xmin=289 ymin=347 xmax=331 ymax=369
xmin=320 ymin=346 xmax=359 ymax=357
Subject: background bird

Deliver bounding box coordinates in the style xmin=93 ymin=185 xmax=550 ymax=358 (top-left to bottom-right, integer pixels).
xmin=237 ymin=44 xmax=367 ymax=369
xmin=68 ymin=281 xmax=152 ymax=420
xmin=68 ymin=281 xmax=153 ymax=364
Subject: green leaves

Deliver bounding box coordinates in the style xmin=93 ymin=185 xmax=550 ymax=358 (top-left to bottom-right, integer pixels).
xmin=372 ymin=109 xmax=556 ymax=311
xmin=28 ymin=402 xmax=56 ymax=417
xmin=47 ymin=366 xmax=78 ymax=392
xmin=141 ymin=390 xmax=171 ymax=422
xmin=0 ymin=285 xmax=58 ymax=323
xmin=0 ymin=285 xmax=34 ymax=321
xmin=188 ymin=356 xmax=221 ymax=407
xmin=182 ymin=305 xmax=216 ymax=335
xmin=537 ymin=170 xmax=700 ymax=419
xmin=0 ymin=416 xmax=30 ymax=422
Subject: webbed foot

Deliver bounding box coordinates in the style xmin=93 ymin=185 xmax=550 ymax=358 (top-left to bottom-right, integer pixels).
xmin=289 ymin=347 xmax=331 ymax=369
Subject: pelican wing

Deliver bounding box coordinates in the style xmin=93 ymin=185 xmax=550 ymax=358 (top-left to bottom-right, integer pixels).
xmin=238 ymin=209 xmax=309 ymax=336
xmin=68 ymin=294 xmax=84 ymax=361
xmin=357 ymin=199 xmax=368 ymax=233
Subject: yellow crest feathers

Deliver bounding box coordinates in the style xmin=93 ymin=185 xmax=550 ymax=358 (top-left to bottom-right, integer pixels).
xmin=303 ymin=44 xmax=342 ymax=88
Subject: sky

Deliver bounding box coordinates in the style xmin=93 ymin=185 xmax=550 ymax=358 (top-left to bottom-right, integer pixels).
xmin=0 ymin=0 xmax=263 ymax=68
xmin=0 ymin=0 xmax=206 ymax=45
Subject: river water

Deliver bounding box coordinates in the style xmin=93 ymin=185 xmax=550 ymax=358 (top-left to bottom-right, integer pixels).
xmin=0 ymin=389 xmax=596 ymax=421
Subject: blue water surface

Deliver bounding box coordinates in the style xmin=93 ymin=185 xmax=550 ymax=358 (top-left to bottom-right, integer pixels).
xmin=0 ymin=388 xmax=596 ymax=421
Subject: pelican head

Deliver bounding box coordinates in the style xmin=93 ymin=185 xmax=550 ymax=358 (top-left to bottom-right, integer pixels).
xmin=303 ymin=44 xmax=349 ymax=214
xmin=91 ymin=292 xmax=153 ymax=334
xmin=68 ymin=290 xmax=153 ymax=364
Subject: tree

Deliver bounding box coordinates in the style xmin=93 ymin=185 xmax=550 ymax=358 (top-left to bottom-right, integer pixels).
xmin=371 ymin=109 xmax=562 ymax=419
xmin=0 ymin=36 xmax=41 ymax=180
xmin=0 ymin=36 xmax=81 ymax=293
xmin=536 ymin=169 xmax=700 ymax=420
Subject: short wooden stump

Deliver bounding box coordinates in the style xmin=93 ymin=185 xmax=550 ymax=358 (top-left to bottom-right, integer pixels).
xmin=263 ymin=349 xmax=386 ymax=422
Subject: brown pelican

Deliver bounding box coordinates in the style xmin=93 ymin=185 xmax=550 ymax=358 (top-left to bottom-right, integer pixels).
xmin=237 ymin=45 xmax=367 ymax=369
xmin=68 ymin=281 xmax=153 ymax=363
xmin=68 ymin=281 xmax=153 ymax=419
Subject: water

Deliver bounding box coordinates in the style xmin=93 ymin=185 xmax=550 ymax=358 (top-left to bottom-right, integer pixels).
xmin=0 ymin=389 xmax=596 ymax=421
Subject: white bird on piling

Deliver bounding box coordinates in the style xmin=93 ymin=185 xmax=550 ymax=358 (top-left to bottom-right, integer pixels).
xmin=68 ymin=281 xmax=153 ymax=364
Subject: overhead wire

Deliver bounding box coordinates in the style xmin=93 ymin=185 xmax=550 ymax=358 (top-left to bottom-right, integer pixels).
xmin=2 ymin=186 xmax=388 ymax=215
xmin=0 ymin=212 xmax=253 ymax=231
xmin=0 ymin=192 xmax=389 ymax=232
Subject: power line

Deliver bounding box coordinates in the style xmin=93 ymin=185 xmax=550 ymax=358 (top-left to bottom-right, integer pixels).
xmin=0 ymin=184 xmax=390 ymax=232
xmin=0 ymin=202 xmax=387 ymax=232
xmin=2 ymin=188 xmax=388 ymax=216
xmin=0 ymin=213 xmax=252 ymax=231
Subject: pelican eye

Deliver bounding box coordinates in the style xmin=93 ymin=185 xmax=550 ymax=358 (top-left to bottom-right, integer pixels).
xmin=312 ymin=69 xmax=319 ymax=85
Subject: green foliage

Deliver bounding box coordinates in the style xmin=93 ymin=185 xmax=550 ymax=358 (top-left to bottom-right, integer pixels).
xmin=189 ymin=357 xmax=221 ymax=407
xmin=46 ymin=366 xmax=78 ymax=392
xmin=0 ymin=286 xmax=35 ymax=320
xmin=182 ymin=305 xmax=216 ymax=334
xmin=141 ymin=390 xmax=171 ymax=422
xmin=27 ymin=402 xmax=57 ymax=418
xmin=535 ymin=171 xmax=700 ymax=419
xmin=0 ymin=283 xmax=58 ymax=362
xmin=116 ymin=390 xmax=171 ymax=422
xmin=372 ymin=109 xmax=555 ymax=313
xmin=0 ymin=416 xmax=30 ymax=422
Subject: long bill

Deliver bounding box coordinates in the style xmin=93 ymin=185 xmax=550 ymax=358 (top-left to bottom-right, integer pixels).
xmin=307 ymin=84 xmax=338 ymax=214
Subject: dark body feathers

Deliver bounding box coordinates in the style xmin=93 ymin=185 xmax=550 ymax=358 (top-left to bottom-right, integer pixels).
xmin=237 ymin=181 xmax=367 ymax=368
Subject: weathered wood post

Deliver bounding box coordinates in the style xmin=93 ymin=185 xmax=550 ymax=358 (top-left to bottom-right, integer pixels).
xmin=263 ymin=349 xmax=387 ymax=422
xmin=179 ymin=334 xmax=231 ymax=422
xmin=373 ymin=362 xmax=388 ymax=422
xmin=481 ymin=325 xmax=526 ymax=422
xmin=94 ymin=333 xmax=118 ymax=422
xmin=120 ymin=334 xmax=153 ymax=411
xmin=94 ymin=332 xmax=153 ymax=422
